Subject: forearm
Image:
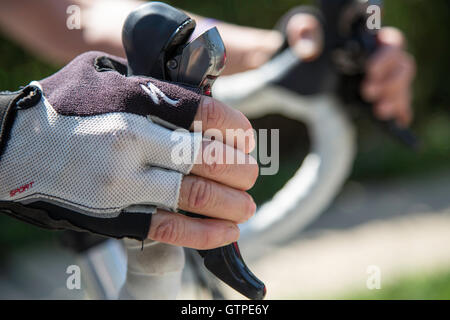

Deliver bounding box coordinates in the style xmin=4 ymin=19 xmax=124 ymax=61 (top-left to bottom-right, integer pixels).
xmin=0 ymin=0 xmax=137 ymax=64
xmin=0 ymin=0 xmax=282 ymax=73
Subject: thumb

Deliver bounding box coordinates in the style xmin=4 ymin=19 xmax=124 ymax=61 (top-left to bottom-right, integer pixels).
xmin=286 ymin=13 xmax=324 ymax=61
xmin=377 ymin=27 xmax=406 ymax=49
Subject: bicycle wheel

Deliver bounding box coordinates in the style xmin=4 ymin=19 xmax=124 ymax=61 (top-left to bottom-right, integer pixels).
xmin=212 ymin=48 xmax=356 ymax=261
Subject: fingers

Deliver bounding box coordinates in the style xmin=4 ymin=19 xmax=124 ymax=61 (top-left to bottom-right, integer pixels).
xmin=363 ymin=53 xmax=415 ymax=100
xmin=286 ymin=13 xmax=324 ymax=61
xmin=178 ymin=175 xmax=256 ymax=224
xmin=148 ymin=210 xmax=240 ymax=250
xmin=366 ymin=47 xmax=405 ymax=83
xmin=191 ymin=140 xmax=259 ymax=190
xmin=378 ymin=27 xmax=406 ymax=49
xmin=362 ymin=27 xmax=416 ymax=128
xmin=374 ymin=92 xmax=413 ymax=128
xmin=140 ymin=121 xmax=200 ymax=174
xmin=191 ymin=96 xmax=255 ymax=153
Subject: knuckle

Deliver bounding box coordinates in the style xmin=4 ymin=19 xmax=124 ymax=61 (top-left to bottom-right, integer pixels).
xmin=202 ymin=97 xmax=225 ymax=129
xmin=187 ymin=178 xmax=214 ymax=211
xmin=204 ymin=159 xmax=227 ymax=178
xmin=152 ymin=216 xmax=184 ymax=244
xmin=197 ymin=228 xmax=215 ymax=250
xmin=111 ymin=129 xmax=139 ymax=152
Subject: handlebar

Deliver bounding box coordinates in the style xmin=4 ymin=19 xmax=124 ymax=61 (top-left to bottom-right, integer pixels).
xmin=73 ymin=0 xmax=418 ymax=300
xmin=213 ymin=0 xmax=419 ymax=259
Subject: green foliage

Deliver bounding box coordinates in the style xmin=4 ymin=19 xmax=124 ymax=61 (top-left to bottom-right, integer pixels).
xmin=0 ymin=215 xmax=56 ymax=255
xmin=338 ymin=268 xmax=450 ymax=300
xmin=382 ymin=0 xmax=450 ymax=119
xmin=0 ymin=36 xmax=57 ymax=91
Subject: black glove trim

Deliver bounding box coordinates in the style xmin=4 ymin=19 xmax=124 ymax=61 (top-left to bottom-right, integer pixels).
xmin=40 ymin=51 xmax=201 ymax=130
xmin=0 ymin=200 xmax=151 ymax=241
xmin=0 ymin=85 xmax=41 ymax=161
xmin=94 ymin=56 xmax=129 ymax=75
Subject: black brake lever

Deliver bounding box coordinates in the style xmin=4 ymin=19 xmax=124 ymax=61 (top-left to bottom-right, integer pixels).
xmin=320 ymin=0 xmax=419 ymax=150
xmin=273 ymin=0 xmax=419 ymax=150
xmin=122 ymin=2 xmax=266 ymax=300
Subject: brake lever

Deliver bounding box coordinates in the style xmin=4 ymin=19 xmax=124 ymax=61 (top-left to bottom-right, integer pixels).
xmin=122 ymin=2 xmax=266 ymax=300
xmin=273 ymin=0 xmax=419 ymax=150
xmin=319 ymin=0 xmax=419 ymax=149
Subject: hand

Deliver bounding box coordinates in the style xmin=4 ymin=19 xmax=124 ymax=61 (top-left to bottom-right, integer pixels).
xmin=150 ymin=96 xmax=259 ymax=249
xmin=286 ymin=14 xmax=416 ymax=127
xmin=362 ymin=27 xmax=416 ymax=127
xmin=0 ymin=52 xmax=257 ymax=250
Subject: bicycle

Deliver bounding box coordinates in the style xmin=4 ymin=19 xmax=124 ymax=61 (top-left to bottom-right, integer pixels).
xmin=65 ymin=0 xmax=417 ymax=300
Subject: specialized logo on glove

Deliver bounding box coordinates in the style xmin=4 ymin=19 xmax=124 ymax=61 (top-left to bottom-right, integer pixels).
xmin=140 ymin=81 xmax=180 ymax=107
xmin=40 ymin=52 xmax=201 ymax=130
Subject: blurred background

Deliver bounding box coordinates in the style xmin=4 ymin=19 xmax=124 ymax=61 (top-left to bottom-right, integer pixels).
xmin=0 ymin=0 xmax=449 ymax=299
